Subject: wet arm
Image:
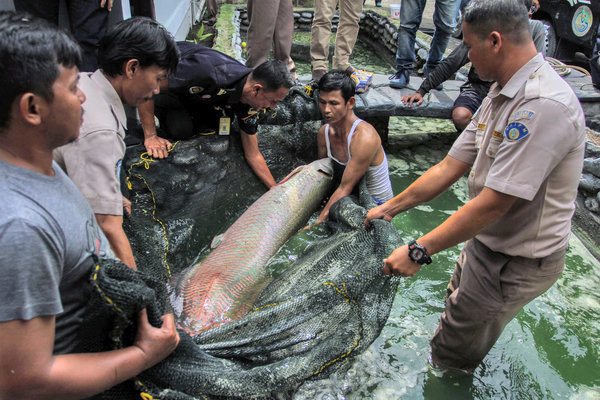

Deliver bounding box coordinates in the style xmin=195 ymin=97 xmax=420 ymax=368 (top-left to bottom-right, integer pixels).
xmin=383 ymin=187 xmax=517 ymax=277
xmin=0 ymin=311 xmax=179 ymax=400
xmin=316 ymin=126 xmax=327 ymax=159
xmin=240 ymin=129 xmax=277 ymax=189
xmin=95 ymin=214 xmax=136 ymax=270
xmin=138 ymin=81 xmax=172 ymax=159
xmin=365 ymin=155 xmax=470 ymax=224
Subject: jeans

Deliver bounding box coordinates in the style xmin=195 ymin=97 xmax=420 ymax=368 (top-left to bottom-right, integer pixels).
xmin=395 ymin=0 xmax=460 ymax=72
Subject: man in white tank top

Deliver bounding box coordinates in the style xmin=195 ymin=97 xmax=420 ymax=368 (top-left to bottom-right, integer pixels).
xmin=315 ymin=70 xmax=393 ymax=224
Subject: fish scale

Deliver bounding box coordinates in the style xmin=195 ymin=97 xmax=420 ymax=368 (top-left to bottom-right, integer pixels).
xmin=168 ymin=158 xmax=334 ymax=335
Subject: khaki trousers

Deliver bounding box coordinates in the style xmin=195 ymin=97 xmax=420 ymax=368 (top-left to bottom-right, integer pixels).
xmin=206 ymin=0 xmax=218 ymax=18
xmin=430 ymin=238 xmax=566 ymax=372
xmin=310 ymin=0 xmax=364 ymax=72
xmin=246 ymin=0 xmax=296 ymax=76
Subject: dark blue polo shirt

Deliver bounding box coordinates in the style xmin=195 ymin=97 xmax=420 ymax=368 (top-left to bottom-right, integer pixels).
xmin=165 ymin=41 xmax=262 ymax=134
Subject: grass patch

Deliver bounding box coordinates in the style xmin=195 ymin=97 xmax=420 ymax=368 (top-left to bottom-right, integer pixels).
xmin=213 ymin=3 xmax=236 ymax=55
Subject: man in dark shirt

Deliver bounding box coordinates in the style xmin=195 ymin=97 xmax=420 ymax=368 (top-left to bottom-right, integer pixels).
xmin=138 ymin=42 xmax=294 ymax=189
xmin=401 ymin=0 xmax=546 ymax=131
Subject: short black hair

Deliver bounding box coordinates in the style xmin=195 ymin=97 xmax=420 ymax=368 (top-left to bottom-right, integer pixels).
xmin=0 ymin=11 xmax=82 ymax=132
xmin=463 ymin=0 xmax=531 ymax=43
xmin=318 ymin=70 xmax=356 ymax=103
xmin=250 ymin=59 xmax=294 ymax=92
xmin=98 ymin=17 xmax=180 ymax=77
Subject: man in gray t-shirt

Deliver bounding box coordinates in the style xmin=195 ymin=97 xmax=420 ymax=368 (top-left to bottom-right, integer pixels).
xmin=0 ymin=12 xmax=179 ymax=399
xmin=0 ymin=157 xmax=109 ymax=354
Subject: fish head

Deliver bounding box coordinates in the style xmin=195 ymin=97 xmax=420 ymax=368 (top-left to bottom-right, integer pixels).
xmin=309 ymin=158 xmax=334 ymax=180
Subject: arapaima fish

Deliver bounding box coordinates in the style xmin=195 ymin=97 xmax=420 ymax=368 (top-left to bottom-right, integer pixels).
xmin=168 ymin=158 xmax=334 ymax=335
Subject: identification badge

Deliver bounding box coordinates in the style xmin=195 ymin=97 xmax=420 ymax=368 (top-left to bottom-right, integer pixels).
xmin=219 ymin=117 xmax=231 ymax=135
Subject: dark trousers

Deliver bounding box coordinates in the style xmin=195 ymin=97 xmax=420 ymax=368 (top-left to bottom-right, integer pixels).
xmin=14 ymin=0 xmax=110 ymax=72
xmin=590 ymin=26 xmax=600 ymax=89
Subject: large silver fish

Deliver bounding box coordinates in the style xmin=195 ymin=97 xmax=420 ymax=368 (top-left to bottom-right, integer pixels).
xmin=168 ymin=158 xmax=334 ymax=335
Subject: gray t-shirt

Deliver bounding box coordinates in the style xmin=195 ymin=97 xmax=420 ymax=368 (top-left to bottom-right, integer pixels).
xmin=0 ymin=159 xmax=110 ymax=354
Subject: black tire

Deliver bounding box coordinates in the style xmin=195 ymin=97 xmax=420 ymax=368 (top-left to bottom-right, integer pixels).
xmin=542 ymin=19 xmax=557 ymax=57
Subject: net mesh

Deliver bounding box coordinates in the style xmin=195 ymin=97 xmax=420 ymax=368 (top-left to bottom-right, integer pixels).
xmin=80 ymin=181 xmax=403 ymax=399
xmin=77 ymin=103 xmax=403 ymax=398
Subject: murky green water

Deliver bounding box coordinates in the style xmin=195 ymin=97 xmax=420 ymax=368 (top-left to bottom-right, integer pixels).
xmin=292 ymin=36 xmax=394 ymax=76
xmin=271 ymin=120 xmax=600 ymax=399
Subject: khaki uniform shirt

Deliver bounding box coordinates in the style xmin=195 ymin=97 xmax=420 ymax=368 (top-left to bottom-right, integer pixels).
xmin=54 ymin=70 xmax=127 ymax=216
xmin=449 ymin=54 xmax=585 ymax=258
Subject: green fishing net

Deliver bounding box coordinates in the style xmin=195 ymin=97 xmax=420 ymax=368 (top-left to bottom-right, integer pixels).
xmin=81 ymin=181 xmax=402 ymax=399
xmin=78 ymin=118 xmax=403 ymax=399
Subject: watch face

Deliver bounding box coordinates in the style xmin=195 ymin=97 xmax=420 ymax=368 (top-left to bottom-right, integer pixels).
xmin=412 ymin=248 xmax=424 ymax=260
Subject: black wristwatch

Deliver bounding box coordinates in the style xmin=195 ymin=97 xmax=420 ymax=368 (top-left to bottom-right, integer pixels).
xmin=407 ymin=240 xmax=432 ymax=265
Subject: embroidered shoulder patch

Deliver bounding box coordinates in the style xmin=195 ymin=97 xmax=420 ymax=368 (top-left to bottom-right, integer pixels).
xmin=509 ymin=109 xmax=535 ymax=121
xmin=504 ymin=122 xmax=529 ymax=142
xmin=188 ymin=86 xmax=204 ymax=94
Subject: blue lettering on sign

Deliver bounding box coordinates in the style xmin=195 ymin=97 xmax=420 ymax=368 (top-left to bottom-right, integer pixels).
xmin=504 ymin=122 xmax=530 ymax=142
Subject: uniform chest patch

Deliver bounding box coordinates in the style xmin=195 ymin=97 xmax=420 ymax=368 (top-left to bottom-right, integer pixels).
xmin=572 ymin=5 xmax=592 ymax=38
xmin=504 ymin=122 xmax=529 ymax=142
xmin=189 ymin=86 xmax=204 ymax=94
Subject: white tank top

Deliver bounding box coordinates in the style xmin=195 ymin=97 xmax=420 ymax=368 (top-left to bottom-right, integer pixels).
xmin=325 ymin=119 xmax=394 ymax=202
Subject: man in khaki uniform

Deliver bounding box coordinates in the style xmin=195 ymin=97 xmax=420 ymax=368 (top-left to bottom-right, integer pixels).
xmin=365 ymin=0 xmax=585 ymax=372
xmin=246 ymin=0 xmax=296 ymax=79
xmin=310 ymin=0 xmax=364 ymax=80
xmin=54 ymin=17 xmax=179 ymax=270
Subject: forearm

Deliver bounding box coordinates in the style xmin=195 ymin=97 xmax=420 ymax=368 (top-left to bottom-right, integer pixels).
xmin=37 ymin=347 xmax=149 ymax=400
xmin=418 ymin=187 xmax=516 ymax=255
xmin=420 ymin=44 xmax=469 ymax=94
xmin=383 ymin=156 xmax=468 ymax=217
xmin=246 ymin=153 xmax=277 ymax=188
xmin=381 ymin=187 xmax=516 ymax=277
xmin=240 ymin=131 xmax=276 ymax=188
xmin=138 ymin=99 xmax=158 ymax=140
xmin=96 ymin=214 xmax=137 ymax=270
xmin=317 ymin=186 xmax=351 ymax=223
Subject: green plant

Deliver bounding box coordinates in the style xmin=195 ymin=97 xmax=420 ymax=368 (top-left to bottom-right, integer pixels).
xmin=195 ymin=24 xmax=213 ymax=43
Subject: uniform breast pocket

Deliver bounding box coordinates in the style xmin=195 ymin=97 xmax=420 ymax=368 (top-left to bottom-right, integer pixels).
xmin=485 ymin=138 xmax=502 ymax=158
xmin=475 ymin=130 xmax=484 ymax=149
xmin=485 ymin=130 xmax=504 ymax=158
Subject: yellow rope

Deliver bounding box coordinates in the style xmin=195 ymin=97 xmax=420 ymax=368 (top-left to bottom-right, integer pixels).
xmin=247 ymin=280 xmax=364 ymax=376
xmin=313 ymin=282 xmax=363 ymax=375
xmin=91 ymin=263 xmax=124 ymax=315
xmin=547 ymin=56 xmax=591 ymax=77
xmin=125 ymin=141 xmax=181 ymax=279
